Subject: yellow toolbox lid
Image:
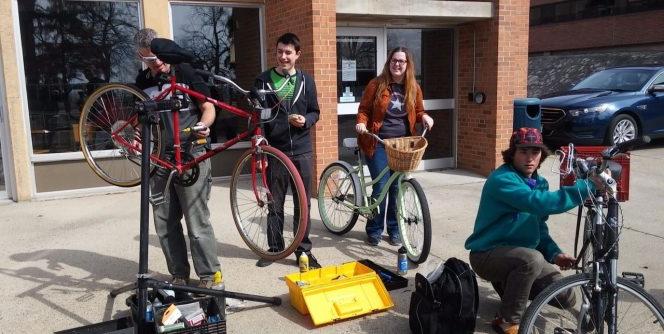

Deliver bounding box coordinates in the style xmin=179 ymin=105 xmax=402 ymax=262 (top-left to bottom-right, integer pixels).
xmin=285 ymin=261 xmax=394 ymax=326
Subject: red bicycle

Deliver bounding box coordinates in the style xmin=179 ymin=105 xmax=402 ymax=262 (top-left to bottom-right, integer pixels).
xmin=78 ymin=45 xmax=307 ymax=261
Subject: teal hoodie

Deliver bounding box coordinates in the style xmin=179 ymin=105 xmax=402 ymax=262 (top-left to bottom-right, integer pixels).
xmin=465 ymin=164 xmax=594 ymax=263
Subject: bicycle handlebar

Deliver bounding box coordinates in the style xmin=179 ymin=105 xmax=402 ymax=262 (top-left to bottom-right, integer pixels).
xmin=602 ymin=135 xmax=650 ymax=160
xmin=194 ymin=69 xmax=290 ymax=98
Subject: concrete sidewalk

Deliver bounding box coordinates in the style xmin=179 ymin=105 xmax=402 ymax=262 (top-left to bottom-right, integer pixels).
xmin=2 ymin=146 xmax=664 ymax=333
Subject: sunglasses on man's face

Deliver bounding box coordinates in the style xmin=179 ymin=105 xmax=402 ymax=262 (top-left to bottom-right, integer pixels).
xmin=139 ymin=55 xmax=159 ymax=64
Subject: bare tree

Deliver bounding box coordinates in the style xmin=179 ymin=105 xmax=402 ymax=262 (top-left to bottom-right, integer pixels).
xmin=177 ymin=6 xmax=234 ymax=75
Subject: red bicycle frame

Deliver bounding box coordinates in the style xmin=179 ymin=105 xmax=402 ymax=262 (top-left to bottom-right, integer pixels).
xmin=110 ymin=72 xmax=271 ymax=202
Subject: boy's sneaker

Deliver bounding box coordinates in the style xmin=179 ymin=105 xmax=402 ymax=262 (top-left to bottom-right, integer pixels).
xmin=491 ymin=317 xmax=519 ymax=334
xmin=366 ymin=236 xmax=380 ymax=246
xmin=387 ymin=235 xmax=402 ymax=246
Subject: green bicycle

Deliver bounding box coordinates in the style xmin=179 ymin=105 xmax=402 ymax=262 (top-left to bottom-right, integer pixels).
xmin=317 ymin=132 xmax=431 ymax=264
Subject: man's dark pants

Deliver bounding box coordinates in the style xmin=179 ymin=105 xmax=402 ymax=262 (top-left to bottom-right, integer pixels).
xmin=265 ymin=152 xmax=313 ymax=255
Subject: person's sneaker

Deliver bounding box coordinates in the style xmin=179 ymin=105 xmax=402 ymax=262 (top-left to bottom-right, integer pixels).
xmin=387 ymin=235 xmax=402 ymax=246
xmin=197 ymin=278 xmax=222 ymax=290
xmin=171 ymin=277 xmax=189 ymax=286
xmin=365 ymin=236 xmax=380 ymax=246
xmin=256 ymin=258 xmax=274 ymax=267
xmin=307 ymin=253 xmax=322 ymax=269
xmin=491 ymin=317 xmax=519 ymax=334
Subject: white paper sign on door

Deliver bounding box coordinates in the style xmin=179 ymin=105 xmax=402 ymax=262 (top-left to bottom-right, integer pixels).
xmin=341 ymin=60 xmax=357 ymax=82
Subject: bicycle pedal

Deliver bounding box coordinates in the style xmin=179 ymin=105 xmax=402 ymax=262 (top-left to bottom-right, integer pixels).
xmin=149 ymin=193 xmax=167 ymax=206
xmin=622 ymin=271 xmax=645 ymax=288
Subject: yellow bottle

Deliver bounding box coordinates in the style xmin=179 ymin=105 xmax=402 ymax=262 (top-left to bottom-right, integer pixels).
xmin=299 ymin=253 xmax=309 ymax=273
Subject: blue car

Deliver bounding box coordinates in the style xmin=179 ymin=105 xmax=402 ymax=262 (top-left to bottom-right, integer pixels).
xmin=541 ymin=66 xmax=664 ymax=146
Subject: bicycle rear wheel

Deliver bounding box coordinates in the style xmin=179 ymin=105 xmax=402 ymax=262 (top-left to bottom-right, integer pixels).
xmin=317 ymin=161 xmax=361 ymax=235
xmin=79 ymin=84 xmax=162 ymax=187
xmin=519 ymin=274 xmax=664 ymax=334
xmin=397 ymin=178 xmax=431 ymax=264
xmin=230 ymin=145 xmax=308 ymax=260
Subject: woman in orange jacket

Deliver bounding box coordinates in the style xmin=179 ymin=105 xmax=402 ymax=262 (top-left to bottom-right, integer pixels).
xmin=356 ymin=47 xmax=434 ymax=246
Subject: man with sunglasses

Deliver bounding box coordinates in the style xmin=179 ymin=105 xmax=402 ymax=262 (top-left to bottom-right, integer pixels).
xmin=133 ymin=28 xmax=221 ymax=290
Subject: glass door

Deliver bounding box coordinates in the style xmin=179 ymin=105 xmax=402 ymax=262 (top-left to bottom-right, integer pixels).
xmin=387 ymin=28 xmax=455 ymax=169
xmin=336 ymin=27 xmax=385 ymax=163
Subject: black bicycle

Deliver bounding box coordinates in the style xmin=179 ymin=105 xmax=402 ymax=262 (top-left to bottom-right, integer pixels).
xmin=519 ymin=137 xmax=664 ymax=334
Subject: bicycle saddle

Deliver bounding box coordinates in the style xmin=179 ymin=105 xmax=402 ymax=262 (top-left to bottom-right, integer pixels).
xmin=150 ymin=38 xmax=194 ymax=65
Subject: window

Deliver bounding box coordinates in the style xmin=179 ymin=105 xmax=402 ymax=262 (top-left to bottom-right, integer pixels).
xmin=387 ymin=29 xmax=454 ymax=99
xmin=18 ymin=0 xmax=140 ymax=154
xmin=172 ymin=4 xmax=262 ymax=145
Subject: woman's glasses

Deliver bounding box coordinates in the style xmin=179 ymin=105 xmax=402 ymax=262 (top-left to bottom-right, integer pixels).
xmin=390 ymin=59 xmax=407 ymax=66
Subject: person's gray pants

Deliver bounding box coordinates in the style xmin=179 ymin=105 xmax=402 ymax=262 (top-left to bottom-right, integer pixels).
xmin=150 ymin=151 xmax=220 ymax=281
xmin=469 ymin=246 xmax=575 ymax=323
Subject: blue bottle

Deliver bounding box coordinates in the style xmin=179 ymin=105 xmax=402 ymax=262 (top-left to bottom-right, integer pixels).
xmin=397 ymin=247 xmax=408 ymax=275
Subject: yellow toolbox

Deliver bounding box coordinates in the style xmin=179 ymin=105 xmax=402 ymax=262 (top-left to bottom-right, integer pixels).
xmin=284 ymin=261 xmax=394 ymax=326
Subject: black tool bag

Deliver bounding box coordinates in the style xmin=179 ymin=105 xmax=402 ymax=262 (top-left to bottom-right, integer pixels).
xmin=409 ymin=257 xmax=479 ymax=334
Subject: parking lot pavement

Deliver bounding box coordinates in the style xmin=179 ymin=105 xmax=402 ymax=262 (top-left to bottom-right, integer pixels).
xmin=1 ymin=142 xmax=663 ymax=333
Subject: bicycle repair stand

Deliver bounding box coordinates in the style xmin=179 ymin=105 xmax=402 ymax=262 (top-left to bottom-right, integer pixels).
xmin=109 ymin=100 xmax=281 ymax=334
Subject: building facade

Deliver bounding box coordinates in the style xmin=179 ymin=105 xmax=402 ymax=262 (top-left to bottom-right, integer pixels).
xmin=0 ymin=0 xmax=529 ymax=202
xmin=529 ymin=0 xmax=664 ymax=97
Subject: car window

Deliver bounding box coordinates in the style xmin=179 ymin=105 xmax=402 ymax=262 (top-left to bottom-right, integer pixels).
xmin=651 ymin=72 xmax=664 ymax=86
xmin=573 ymin=69 xmax=658 ymax=91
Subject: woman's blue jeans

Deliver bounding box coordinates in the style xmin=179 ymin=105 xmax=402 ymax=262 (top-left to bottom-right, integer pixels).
xmin=365 ymin=144 xmax=399 ymax=239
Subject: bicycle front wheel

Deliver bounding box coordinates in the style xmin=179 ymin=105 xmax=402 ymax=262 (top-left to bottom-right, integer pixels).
xmin=230 ymin=146 xmax=308 ymax=260
xmin=317 ymin=161 xmax=361 ymax=235
xmin=397 ymin=178 xmax=431 ymax=264
xmin=519 ymin=273 xmax=664 ymax=334
xmin=79 ymin=84 xmax=162 ymax=187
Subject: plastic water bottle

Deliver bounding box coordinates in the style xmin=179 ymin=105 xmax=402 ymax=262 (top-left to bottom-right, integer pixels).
xmin=397 ymin=247 xmax=408 ymax=275
xmin=299 ymin=253 xmax=309 ymax=273
xmin=145 ymin=299 xmax=154 ymax=323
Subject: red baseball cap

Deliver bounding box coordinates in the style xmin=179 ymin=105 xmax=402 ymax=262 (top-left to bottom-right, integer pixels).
xmin=510 ymin=127 xmax=547 ymax=149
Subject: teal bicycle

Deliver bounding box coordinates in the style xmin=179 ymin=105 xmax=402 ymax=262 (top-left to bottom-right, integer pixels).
xmin=317 ymin=132 xmax=431 ymax=264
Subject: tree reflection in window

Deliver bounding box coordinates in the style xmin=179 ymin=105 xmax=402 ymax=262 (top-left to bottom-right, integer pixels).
xmin=172 ymin=4 xmax=262 ymax=144
xmin=18 ymin=0 xmax=140 ymax=153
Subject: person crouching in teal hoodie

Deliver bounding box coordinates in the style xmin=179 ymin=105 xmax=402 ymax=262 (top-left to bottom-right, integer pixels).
xmin=465 ymin=127 xmax=605 ymax=334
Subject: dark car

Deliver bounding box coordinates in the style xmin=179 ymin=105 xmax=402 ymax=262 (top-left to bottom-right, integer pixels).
xmin=541 ymin=66 xmax=664 ymax=146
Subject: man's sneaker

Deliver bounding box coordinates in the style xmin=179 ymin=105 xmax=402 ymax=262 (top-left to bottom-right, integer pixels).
xmin=491 ymin=317 xmax=519 ymax=334
xmin=387 ymin=235 xmax=402 ymax=246
xmin=307 ymin=253 xmax=322 ymax=269
xmin=197 ymin=278 xmax=222 ymax=289
xmin=171 ymin=277 xmax=189 ymax=286
xmin=366 ymin=236 xmax=380 ymax=246
xmin=256 ymin=258 xmax=274 ymax=267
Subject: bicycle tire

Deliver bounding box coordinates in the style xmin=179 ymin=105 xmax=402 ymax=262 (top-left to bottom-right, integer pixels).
xmin=229 ymin=145 xmax=308 ymax=260
xmin=397 ymin=178 xmax=431 ymax=264
xmin=79 ymin=84 xmax=162 ymax=187
xmin=519 ymin=273 xmax=664 ymax=334
xmin=317 ymin=161 xmax=362 ymax=235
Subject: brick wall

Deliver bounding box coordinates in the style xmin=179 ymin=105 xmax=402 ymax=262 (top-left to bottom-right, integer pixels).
xmin=457 ymin=0 xmax=530 ymax=175
xmin=530 ymin=10 xmax=664 ymax=53
xmin=264 ymin=0 xmax=337 ymax=189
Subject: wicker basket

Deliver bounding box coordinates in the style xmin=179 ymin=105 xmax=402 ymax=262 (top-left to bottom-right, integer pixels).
xmin=383 ymin=136 xmax=428 ymax=172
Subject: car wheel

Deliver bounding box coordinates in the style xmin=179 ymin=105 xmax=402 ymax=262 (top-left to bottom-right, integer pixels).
xmin=606 ymin=114 xmax=638 ymax=145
